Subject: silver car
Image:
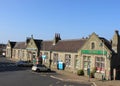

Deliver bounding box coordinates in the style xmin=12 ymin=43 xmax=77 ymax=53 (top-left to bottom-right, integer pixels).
xmin=32 ymin=64 xmax=51 ymax=72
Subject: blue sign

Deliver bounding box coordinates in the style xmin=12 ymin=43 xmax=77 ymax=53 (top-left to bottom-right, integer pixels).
xmin=58 ymin=61 xmax=64 ymax=70
xmin=42 ymin=55 xmax=46 ymax=59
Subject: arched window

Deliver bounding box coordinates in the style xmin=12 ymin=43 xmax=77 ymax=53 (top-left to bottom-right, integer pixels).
xmin=91 ymin=42 xmax=95 ymax=49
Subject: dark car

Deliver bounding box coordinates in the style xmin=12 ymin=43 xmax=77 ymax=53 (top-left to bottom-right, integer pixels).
xmin=16 ymin=60 xmax=33 ymax=67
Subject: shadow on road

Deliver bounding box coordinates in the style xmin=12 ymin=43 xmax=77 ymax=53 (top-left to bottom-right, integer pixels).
xmin=0 ymin=57 xmax=57 ymax=74
xmin=0 ymin=62 xmax=32 ymax=73
xmin=0 ymin=57 xmax=32 ymax=73
xmin=32 ymin=70 xmax=57 ymax=74
xmin=0 ymin=66 xmax=32 ymax=73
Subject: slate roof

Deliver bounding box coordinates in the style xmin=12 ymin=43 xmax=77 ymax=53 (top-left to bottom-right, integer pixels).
xmin=52 ymin=39 xmax=87 ymax=52
xmin=41 ymin=41 xmax=53 ymax=51
xmin=99 ymin=37 xmax=112 ymax=51
xmin=14 ymin=42 xmax=26 ymax=49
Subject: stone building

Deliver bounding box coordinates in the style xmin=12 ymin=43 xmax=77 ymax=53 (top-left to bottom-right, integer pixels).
xmin=0 ymin=43 xmax=6 ymax=57
xmin=26 ymin=35 xmax=42 ymax=62
xmin=5 ymin=31 xmax=120 ymax=80
xmin=111 ymin=30 xmax=120 ymax=80
xmin=6 ymin=41 xmax=16 ymax=58
xmin=40 ymin=33 xmax=87 ymax=73
xmin=40 ymin=33 xmax=62 ymax=68
xmin=79 ymin=30 xmax=120 ymax=80
xmin=12 ymin=42 xmax=27 ymax=61
xmin=80 ymin=32 xmax=112 ymax=80
xmin=6 ymin=35 xmax=42 ymax=62
xmin=50 ymin=38 xmax=87 ymax=72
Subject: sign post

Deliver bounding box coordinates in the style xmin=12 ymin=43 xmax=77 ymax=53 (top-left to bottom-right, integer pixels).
xmin=87 ymin=65 xmax=90 ymax=81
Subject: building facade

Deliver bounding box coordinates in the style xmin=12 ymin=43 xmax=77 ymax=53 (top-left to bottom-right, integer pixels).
xmin=6 ymin=41 xmax=16 ymax=58
xmin=12 ymin=42 xmax=27 ymax=61
xmin=26 ymin=36 xmax=42 ymax=63
xmin=0 ymin=43 xmax=6 ymax=57
xmin=6 ymin=36 xmax=42 ymax=62
xmin=80 ymin=33 xmax=112 ymax=80
xmin=6 ymin=31 xmax=120 ymax=80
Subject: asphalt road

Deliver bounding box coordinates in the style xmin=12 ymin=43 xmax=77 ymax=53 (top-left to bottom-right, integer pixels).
xmin=0 ymin=57 xmax=90 ymax=86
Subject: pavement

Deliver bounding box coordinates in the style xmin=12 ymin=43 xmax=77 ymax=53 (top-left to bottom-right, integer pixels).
xmin=51 ymin=68 xmax=120 ymax=86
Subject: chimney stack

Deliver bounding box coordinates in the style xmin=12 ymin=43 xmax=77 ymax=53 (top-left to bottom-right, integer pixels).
xmin=53 ymin=33 xmax=61 ymax=45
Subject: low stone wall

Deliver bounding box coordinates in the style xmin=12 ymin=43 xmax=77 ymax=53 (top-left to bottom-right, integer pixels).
xmin=95 ymin=72 xmax=103 ymax=80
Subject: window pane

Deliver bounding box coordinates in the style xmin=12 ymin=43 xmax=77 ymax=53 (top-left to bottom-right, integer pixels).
xmin=84 ymin=62 xmax=88 ymax=68
xmin=101 ymin=57 xmax=105 ymax=61
xmin=96 ymin=57 xmax=100 ymax=61
xmin=101 ymin=63 xmax=105 ymax=68
xmin=83 ymin=56 xmax=91 ymax=70
xmin=75 ymin=59 xmax=80 ymax=69
xmin=65 ymin=54 xmax=71 ymax=67
xmin=91 ymin=42 xmax=95 ymax=49
xmin=95 ymin=56 xmax=105 ymax=72
xmin=83 ymin=56 xmax=87 ymax=61
xmin=53 ymin=53 xmax=58 ymax=64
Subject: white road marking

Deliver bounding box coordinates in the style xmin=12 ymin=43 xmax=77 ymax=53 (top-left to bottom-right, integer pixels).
xmin=91 ymin=82 xmax=97 ymax=86
xmin=49 ymin=84 xmax=53 ymax=86
xmin=50 ymin=75 xmax=63 ymax=81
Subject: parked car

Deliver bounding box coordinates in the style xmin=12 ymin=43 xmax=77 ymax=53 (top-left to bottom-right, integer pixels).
xmin=16 ymin=60 xmax=33 ymax=67
xmin=32 ymin=64 xmax=51 ymax=72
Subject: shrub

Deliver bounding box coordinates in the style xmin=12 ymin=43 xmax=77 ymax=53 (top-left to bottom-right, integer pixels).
xmin=90 ymin=67 xmax=97 ymax=78
xmin=77 ymin=69 xmax=84 ymax=76
xmin=90 ymin=72 xmax=94 ymax=78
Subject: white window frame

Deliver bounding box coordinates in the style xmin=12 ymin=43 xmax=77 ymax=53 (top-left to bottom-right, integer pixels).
xmin=53 ymin=53 xmax=58 ymax=65
xmin=75 ymin=55 xmax=80 ymax=69
xmin=95 ymin=56 xmax=105 ymax=73
xmin=83 ymin=56 xmax=91 ymax=70
xmin=65 ymin=54 xmax=71 ymax=67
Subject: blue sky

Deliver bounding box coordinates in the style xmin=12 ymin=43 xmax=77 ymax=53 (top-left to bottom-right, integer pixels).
xmin=0 ymin=0 xmax=120 ymax=43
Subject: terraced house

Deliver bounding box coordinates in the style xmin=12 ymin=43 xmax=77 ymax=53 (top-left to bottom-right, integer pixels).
xmin=80 ymin=33 xmax=112 ymax=79
xmin=6 ymin=36 xmax=42 ymax=62
xmin=6 ymin=31 xmax=120 ymax=80
xmin=6 ymin=41 xmax=16 ymax=58
xmin=40 ymin=34 xmax=87 ymax=72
